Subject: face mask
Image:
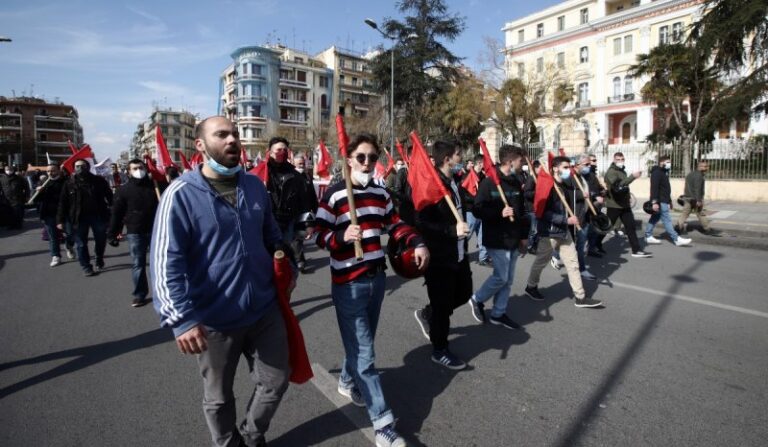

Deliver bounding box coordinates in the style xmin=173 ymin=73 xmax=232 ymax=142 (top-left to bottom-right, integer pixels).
xmin=295 ymin=167 xmax=305 ymax=174
xmin=131 ymin=169 xmax=147 ymax=179
xmin=590 ymin=165 xmax=597 ymax=173
xmin=522 ymin=165 xmax=529 ymax=172
xmin=4 ymin=170 xmax=11 ymax=176
xmin=451 ymin=163 xmax=463 ymax=174
xmin=206 ymin=152 xmax=242 ymax=176
xmin=396 ymin=164 xmax=404 ymax=172
xmin=615 ymin=162 xmax=624 ymax=169
xmin=559 ymin=169 xmax=571 ymax=181
xmin=352 ymin=170 xmax=373 ymax=186
xmin=664 ymin=162 xmax=672 ymax=170
xmin=580 ymin=166 xmax=591 ymax=175
xmin=274 ymin=151 xmax=287 ymax=163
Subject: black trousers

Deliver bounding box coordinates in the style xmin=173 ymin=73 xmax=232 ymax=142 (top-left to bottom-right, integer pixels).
xmin=423 ymin=257 xmax=473 ymax=351
xmin=606 ymin=207 xmax=641 ymax=253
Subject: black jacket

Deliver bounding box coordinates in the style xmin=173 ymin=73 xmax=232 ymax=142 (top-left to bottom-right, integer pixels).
xmin=415 ymin=170 xmax=468 ymax=268
xmin=683 ymin=170 xmax=705 ymax=202
xmin=649 ymin=166 xmax=672 ymax=204
xmin=57 ymin=172 xmax=113 ymax=226
xmin=266 ymin=159 xmax=315 ymax=227
xmin=579 ymin=171 xmax=605 ymax=223
xmin=0 ymin=174 xmax=29 ymax=206
xmin=108 ymin=176 xmax=159 ymax=237
xmin=33 ymin=176 xmax=67 ymax=219
xmin=473 ymin=172 xmax=530 ymax=250
xmin=537 ymin=178 xmax=585 ymax=240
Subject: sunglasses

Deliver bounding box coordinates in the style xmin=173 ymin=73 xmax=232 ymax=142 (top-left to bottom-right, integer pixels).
xmin=354 ymin=153 xmax=379 ymax=164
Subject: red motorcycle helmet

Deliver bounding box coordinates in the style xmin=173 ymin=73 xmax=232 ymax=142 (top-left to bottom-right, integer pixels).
xmin=387 ymin=225 xmax=424 ymax=279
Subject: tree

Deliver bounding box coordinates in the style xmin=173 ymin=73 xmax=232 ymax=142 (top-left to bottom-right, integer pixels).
xmin=370 ymin=0 xmax=466 ymax=135
xmin=431 ymin=77 xmax=488 ymax=148
xmin=690 ymin=0 xmax=768 ymax=114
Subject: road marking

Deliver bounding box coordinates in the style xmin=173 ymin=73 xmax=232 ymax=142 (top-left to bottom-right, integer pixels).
xmin=611 ymin=281 xmax=768 ymax=319
xmin=708 ymin=210 xmax=737 ymax=219
xmin=309 ymin=363 xmax=376 ymax=443
xmin=716 ymin=219 xmax=768 ymax=228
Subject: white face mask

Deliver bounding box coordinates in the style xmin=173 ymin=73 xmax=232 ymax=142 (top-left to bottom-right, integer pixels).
xmin=615 ymin=162 xmax=624 ymax=169
xmin=131 ymin=169 xmax=147 ymax=179
xmin=664 ymin=161 xmax=672 ymax=170
xmin=522 ymin=165 xmax=529 ymax=172
xmin=352 ymin=170 xmax=373 ymax=186
xmin=295 ymin=167 xmax=305 ymax=174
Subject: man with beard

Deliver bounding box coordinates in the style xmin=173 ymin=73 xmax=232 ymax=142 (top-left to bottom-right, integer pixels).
xmin=108 ymin=159 xmax=159 ymax=307
xmin=57 ymin=160 xmax=113 ymax=276
xmin=265 ymin=137 xmax=315 ymax=245
xmin=151 ymin=116 xmax=291 ymax=447
xmin=33 ymin=163 xmax=74 ymax=266
xmin=291 ymin=152 xmax=318 ymax=272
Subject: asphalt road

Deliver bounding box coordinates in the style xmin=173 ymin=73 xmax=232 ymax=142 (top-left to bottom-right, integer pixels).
xmin=1 ymin=219 xmax=767 ymax=446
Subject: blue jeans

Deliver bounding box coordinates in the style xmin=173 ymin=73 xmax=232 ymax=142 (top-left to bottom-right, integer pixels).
xmin=474 ymin=248 xmax=519 ymax=318
xmin=126 ymin=233 xmax=150 ymax=299
xmin=42 ymin=216 xmax=73 ymax=257
xmin=75 ymin=215 xmax=107 ymax=271
xmin=645 ymin=202 xmax=679 ymax=241
xmin=331 ymin=271 xmax=393 ymax=430
xmin=527 ymin=211 xmax=538 ymax=249
xmin=467 ymin=212 xmax=487 ymax=260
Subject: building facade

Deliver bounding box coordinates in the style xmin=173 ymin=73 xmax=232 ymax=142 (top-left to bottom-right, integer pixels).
xmin=314 ymin=46 xmax=379 ymax=121
xmin=219 ymin=45 xmax=334 ymax=155
xmin=129 ymin=108 xmax=197 ymax=164
xmin=0 ymin=96 xmax=83 ymax=167
xmin=502 ymin=0 xmax=768 ymax=152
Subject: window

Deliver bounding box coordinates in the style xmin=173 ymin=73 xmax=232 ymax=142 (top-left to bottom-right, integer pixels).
xmin=613 ymin=77 xmax=622 ymax=99
xmin=339 ymin=75 xmax=345 ymax=85
xmin=297 ymin=71 xmax=306 ymax=82
xmin=518 ymin=29 xmax=524 ymax=43
xmin=241 ymin=63 xmax=248 ymax=75
xmin=578 ymin=83 xmax=589 ymax=104
xmin=294 ymin=57 xmax=304 ymax=63
xmin=624 ymin=76 xmax=633 ymax=95
xmin=557 ymin=15 xmax=565 ymax=31
xmin=248 ymin=105 xmax=261 ymax=117
xmin=557 ymin=52 xmax=565 ymax=69
xmin=537 ymin=23 xmax=544 ymax=38
xmin=659 ymin=25 xmax=669 ymax=45
xmin=624 ymin=35 xmax=633 ymax=53
xmin=39 ymin=133 xmax=48 ymax=142
xmin=319 ymin=76 xmax=329 ymax=87
xmin=580 ymin=46 xmax=589 ymax=63
xmin=613 ymin=38 xmax=622 ymax=56
xmin=352 ymin=77 xmax=358 ymax=86
xmin=252 ymin=64 xmax=262 ymax=75
xmin=537 ymin=57 xmax=543 ymax=73
xmin=517 ymin=62 xmax=525 ymax=78
xmin=672 ymin=22 xmax=683 ymax=42
xmin=580 ymin=8 xmax=589 ymax=24
xmin=321 ymin=94 xmax=328 ymax=108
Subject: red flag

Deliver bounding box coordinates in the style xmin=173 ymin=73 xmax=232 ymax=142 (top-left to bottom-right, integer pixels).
xmin=273 ymin=251 xmax=313 ymax=383
xmin=177 ymin=150 xmax=192 ymax=171
xmin=155 ymin=125 xmax=176 ymax=175
xmin=316 ymin=140 xmax=332 ymax=179
xmin=374 ymin=161 xmax=387 ymax=179
xmin=248 ymin=162 xmax=268 ymax=184
xmin=407 ymin=131 xmax=450 ymax=211
xmin=335 ymin=115 xmax=350 ymax=158
xmin=384 ymin=149 xmax=395 ymax=178
xmin=395 ymin=140 xmax=409 ymax=164
xmin=240 ymin=147 xmax=249 ymax=166
xmin=533 ymin=166 xmax=555 ymax=218
xmin=144 ymin=154 xmax=166 ymax=183
xmin=66 ymin=140 xmax=78 ymax=155
xmin=478 ymin=137 xmax=501 ymax=186
xmin=461 ymin=168 xmax=480 ymax=197
xmin=61 ymin=145 xmax=95 ymax=174
xmin=189 ymin=152 xmax=203 ymax=168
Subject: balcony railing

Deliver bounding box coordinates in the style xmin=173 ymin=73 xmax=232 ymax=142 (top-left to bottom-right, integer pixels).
xmin=279 ymin=98 xmax=310 ymax=107
xmin=279 ymin=118 xmax=309 ymax=125
xmin=607 ymin=93 xmax=636 ymax=104
xmin=575 ymin=100 xmax=591 ymax=109
xmin=237 ymin=74 xmax=267 ymax=81
xmin=236 ymin=95 xmax=267 ymax=103
xmin=279 ymin=78 xmax=310 ymax=89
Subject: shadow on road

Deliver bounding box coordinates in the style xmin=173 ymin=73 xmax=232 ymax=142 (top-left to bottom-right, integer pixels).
xmin=552 ymin=250 xmax=723 ymax=446
xmin=0 ymin=328 xmax=172 ymax=399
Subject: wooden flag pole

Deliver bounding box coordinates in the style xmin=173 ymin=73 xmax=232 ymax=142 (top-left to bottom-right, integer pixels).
xmin=336 ymin=116 xmax=364 ymax=261
xmin=26 ymin=177 xmax=52 ymax=205
xmin=495 ymin=183 xmax=515 ymax=222
xmin=573 ymin=172 xmax=599 ymax=217
xmin=542 ymin=157 xmax=581 ymax=231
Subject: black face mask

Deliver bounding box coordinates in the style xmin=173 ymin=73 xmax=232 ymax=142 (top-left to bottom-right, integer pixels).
xmin=590 ymin=165 xmax=597 ymax=173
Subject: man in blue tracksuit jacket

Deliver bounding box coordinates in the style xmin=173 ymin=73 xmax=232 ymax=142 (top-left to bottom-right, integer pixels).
xmin=151 ymin=116 xmax=290 ymax=447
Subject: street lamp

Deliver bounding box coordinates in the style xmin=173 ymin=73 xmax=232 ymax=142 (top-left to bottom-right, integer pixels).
xmin=364 ymin=18 xmax=417 ymax=156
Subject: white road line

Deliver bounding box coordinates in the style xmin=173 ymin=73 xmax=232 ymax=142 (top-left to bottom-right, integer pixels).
xmin=309 ymin=363 xmax=376 ymax=443
xmin=611 ymin=281 xmax=768 ymax=319
xmin=707 ymin=210 xmax=737 ymax=219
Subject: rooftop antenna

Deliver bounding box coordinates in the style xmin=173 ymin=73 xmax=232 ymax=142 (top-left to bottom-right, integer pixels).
xmin=30 ymin=83 xmax=34 ymax=97
xmin=292 ymin=27 xmax=296 ymax=50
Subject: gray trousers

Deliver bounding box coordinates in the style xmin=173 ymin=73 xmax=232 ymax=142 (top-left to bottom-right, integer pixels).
xmin=197 ymin=304 xmax=290 ymax=447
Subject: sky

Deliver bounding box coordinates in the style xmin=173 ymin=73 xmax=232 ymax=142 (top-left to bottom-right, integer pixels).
xmin=0 ymin=0 xmax=560 ymax=161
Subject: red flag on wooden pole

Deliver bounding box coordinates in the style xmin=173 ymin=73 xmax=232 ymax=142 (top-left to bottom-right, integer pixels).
xmin=61 ymin=145 xmax=95 ymax=174
xmin=66 ymin=140 xmax=78 ymax=155
xmin=316 ymin=140 xmax=332 ymax=179
xmin=478 ymin=137 xmax=501 ymax=186
xmin=155 ymin=125 xmax=176 ymax=174
xmin=460 ymin=168 xmax=480 ymax=197
xmin=407 ymin=132 xmax=450 ymax=211
xmin=533 ymin=153 xmax=556 ymax=218
xmin=395 ymin=139 xmax=409 ymax=164
xmin=144 ymin=154 xmax=166 ymax=183
xmin=189 ymin=152 xmax=203 ymax=168
xmin=248 ymin=163 xmax=268 ymax=183
xmin=177 ymin=151 xmax=192 ymax=171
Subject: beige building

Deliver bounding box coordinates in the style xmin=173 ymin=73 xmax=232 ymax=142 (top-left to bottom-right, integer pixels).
xmin=501 ymin=0 xmax=767 ymax=153
xmin=314 ymin=46 xmax=379 ymax=120
xmin=130 ymin=108 xmax=197 ymax=164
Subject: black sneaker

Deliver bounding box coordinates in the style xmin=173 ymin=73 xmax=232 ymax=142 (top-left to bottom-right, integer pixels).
xmin=489 ymin=314 xmax=522 ymax=330
xmin=132 ymin=298 xmax=148 ymax=308
xmin=525 ymin=285 xmax=545 ymax=301
xmin=431 ymin=349 xmax=466 ymax=370
xmin=587 ymin=250 xmax=602 ymax=258
xmin=631 ymin=251 xmax=652 ymax=258
xmin=574 ymin=298 xmax=603 ymax=308
xmin=414 ymin=308 xmax=430 ymax=340
xmin=597 ymin=247 xmax=607 ymax=254
xmin=478 ymin=258 xmax=492 ymax=267
xmin=468 ymin=296 xmax=486 ymax=323
xmin=83 ymin=268 xmax=97 ymax=277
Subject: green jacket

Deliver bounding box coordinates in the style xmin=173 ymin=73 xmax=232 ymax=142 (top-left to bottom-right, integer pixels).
xmin=604 ymin=163 xmax=635 ymax=209
xmin=683 ymin=170 xmax=705 ymax=202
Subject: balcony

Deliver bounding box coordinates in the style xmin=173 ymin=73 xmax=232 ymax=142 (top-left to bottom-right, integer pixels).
xmin=279 ymin=118 xmax=309 ymax=126
xmin=236 ymin=95 xmax=267 ymax=103
xmin=237 ymin=73 xmax=267 ymax=81
xmin=279 ymin=78 xmax=310 ymax=89
xmin=607 ymin=93 xmax=636 ymax=104
xmin=279 ymin=98 xmax=310 ymax=108
xmin=575 ymin=100 xmax=591 ymax=109
xmin=238 ymin=115 xmax=267 ymax=123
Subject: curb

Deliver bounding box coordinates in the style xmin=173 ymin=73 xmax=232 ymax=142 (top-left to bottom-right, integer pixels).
xmin=628 ymin=216 xmax=768 ymax=251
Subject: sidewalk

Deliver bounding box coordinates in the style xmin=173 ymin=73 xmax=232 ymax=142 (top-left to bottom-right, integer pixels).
xmin=631 ymin=199 xmax=768 ymax=251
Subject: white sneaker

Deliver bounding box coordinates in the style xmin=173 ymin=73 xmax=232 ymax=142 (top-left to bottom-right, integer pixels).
xmin=66 ymin=248 xmax=75 ymax=259
xmin=50 ymin=256 xmax=61 ymax=267
xmin=580 ymin=270 xmax=597 ymax=281
xmin=675 ymin=236 xmax=692 ymax=246
xmin=550 ymin=257 xmax=563 ymax=270
xmin=646 ymin=236 xmax=662 ymax=245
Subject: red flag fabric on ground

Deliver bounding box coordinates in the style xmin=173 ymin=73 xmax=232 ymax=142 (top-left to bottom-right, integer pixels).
xmin=178 ymin=151 xmax=192 ymax=171
xmin=248 ymin=162 xmax=268 ymax=184
xmin=66 ymin=140 xmax=78 ymax=155
xmin=533 ymin=166 xmax=555 ymax=218
xmin=478 ymin=137 xmax=501 ymax=186
xmin=240 ymin=147 xmax=249 ymax=166
xmin=407 ymin=131 xmax=450 ymax=211
xmin=273 ymin=251 xmax=313 ymax=384
xmin=316 ymin=140 xmax=332 ymax=179
xmin=155 ymin=125 xmax=176 ymax=175
xmin=395 ymin=140 xmax=409 ymax=164
xmin=335 ymin=115 xmax=350 ymax=158
xmin=461 ymin=168 xmax=480 ymax=197
xmin=61 ymin=145 xmax=95 ymax=174
xmin=144 ymin=155 xmax=166 ymax=183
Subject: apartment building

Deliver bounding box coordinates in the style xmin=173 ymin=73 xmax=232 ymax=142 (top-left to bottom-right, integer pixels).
xmin=130 ymin=108 xmax=197 ymax=164
xmin=0 ymin=96 xmax=83 ymax=166
xmin=502 ymin=0 xmax=767 ymax=151
xmin=314 ymin=46 xmax=379 ymax=120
